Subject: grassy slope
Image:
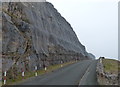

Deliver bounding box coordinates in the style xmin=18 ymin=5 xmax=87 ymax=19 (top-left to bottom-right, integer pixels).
xmin=102 ymin=59 xmax=120 ymax=74
xmin=98 ymin=58 xmax=119 ymax=85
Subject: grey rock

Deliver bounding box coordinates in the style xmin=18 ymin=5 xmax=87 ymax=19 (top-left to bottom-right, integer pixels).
xmin=88 ymin=53 xmax=95 ymax=59
xmin=2 ymin=2 xmax=95 ymax=77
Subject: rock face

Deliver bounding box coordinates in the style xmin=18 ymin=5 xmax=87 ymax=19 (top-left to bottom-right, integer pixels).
xmin=88 ymin=53 xmax=95 ymax=59
xmin=2 ymin=2 xmax=95 ymax=78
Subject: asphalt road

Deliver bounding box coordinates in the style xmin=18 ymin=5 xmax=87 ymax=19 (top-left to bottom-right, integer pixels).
xmin=19 ymin=60 xmax=98 ymax=85
xmin=79 ymin=60 xmax=98 ymax=85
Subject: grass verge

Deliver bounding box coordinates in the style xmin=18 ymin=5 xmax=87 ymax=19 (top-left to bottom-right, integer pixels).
xmin=102 ymin=59 xmax=120 ymax=74
xmin=3 ymin=61 xmax=76 ymax=85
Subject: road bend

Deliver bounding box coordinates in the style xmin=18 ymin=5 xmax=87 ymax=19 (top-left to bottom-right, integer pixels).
xmin=18 ymin=60 xmax=98 ymax=85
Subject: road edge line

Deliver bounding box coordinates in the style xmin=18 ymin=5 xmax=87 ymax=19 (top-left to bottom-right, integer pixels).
xmin=78 ymin=61 xmax=92 ymax=86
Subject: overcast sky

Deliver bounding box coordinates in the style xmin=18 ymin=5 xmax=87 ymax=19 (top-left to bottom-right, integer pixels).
xmin=47 ymin=0 xmax=118 ymax=60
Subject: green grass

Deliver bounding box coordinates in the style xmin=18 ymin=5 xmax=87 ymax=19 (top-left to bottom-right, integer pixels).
xmin=102 ymin=59 xmax=120 ymax=74
xmin=3 ymin=61 xmax=76 ymax=85
xmin=0 ymin=81 xmax=2 ymax=87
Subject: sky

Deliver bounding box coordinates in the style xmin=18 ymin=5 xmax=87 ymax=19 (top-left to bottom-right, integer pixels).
xmin=47 ymin=0 xmax=119 ymax=60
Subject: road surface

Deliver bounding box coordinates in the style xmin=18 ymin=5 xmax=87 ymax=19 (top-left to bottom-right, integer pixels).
xmin=19 ymin=60 xmax=98 ymax=85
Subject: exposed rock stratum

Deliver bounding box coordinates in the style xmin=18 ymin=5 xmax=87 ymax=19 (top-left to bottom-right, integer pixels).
xmin=2 ymin=2 xmax=95 ymax=78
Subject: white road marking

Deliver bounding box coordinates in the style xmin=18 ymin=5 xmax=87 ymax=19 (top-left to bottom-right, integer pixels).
xmin=78 ymin=61 xmax=92 ymax=85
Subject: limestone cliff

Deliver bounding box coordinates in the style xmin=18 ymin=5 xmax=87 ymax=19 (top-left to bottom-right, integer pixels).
xmin=2 ymin=2 xmax=95 ymax=75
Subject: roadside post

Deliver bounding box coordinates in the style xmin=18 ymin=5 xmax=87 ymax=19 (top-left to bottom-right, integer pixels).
xmin=22 ymin=69 xmax=25 ymax=79
xmin=3 ymin=71 xmax=7 ymax=84
xmin=61 ymin=61 xmax=63 ymax=67
xmin=45 ymin=67 xmax=47 ymax=71
xmin=43 ymin=63 xmax=47 ymax=71
xmin=35 ymin=66 xmax=38 ymax=76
